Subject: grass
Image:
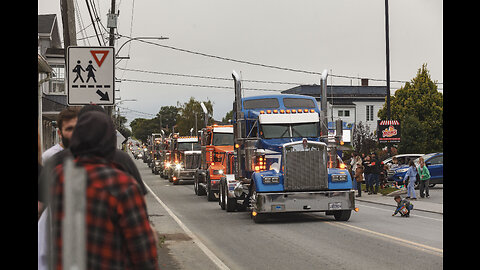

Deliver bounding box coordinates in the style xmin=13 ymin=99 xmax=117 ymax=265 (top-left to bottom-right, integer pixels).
xmin=359 ymin=183 xmax=399 ymax=196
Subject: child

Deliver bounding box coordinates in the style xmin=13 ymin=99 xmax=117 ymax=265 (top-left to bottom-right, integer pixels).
xmin=392 ymin=195 xmax=413 ymax=217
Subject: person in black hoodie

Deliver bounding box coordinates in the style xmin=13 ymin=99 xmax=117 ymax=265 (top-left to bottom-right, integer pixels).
xmin=51 ymin=110 xmax=159 ymax=269
xmin=362 ymin=155 xmax=372 ymax=194
xmin=370 ymin=152 xmax=381 ymax=194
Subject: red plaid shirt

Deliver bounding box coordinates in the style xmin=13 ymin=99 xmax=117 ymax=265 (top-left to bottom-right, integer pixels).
xmin=52 ymin=157 xmax=159 ymax=270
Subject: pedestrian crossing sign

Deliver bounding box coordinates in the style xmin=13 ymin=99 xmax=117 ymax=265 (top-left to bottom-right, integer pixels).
xmin=66 ymin=46 xmax=115 ymax=105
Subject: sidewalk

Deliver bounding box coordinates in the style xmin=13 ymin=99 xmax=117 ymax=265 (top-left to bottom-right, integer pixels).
xmin=355 ymin=190 xmax=443 ymax=215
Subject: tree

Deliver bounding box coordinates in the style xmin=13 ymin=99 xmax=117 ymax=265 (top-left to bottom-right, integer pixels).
xmin=222 ymin=110 xmax=233 ymax=123
xmin=352 ymin=121 xmax=377 ymax=155
xmin=176 ymin=97 xmax=213 ymax=135
xmin=157 ymin=105 xmax=179 ymax=135
xmin=377 ymin=64 xmax=443 ymax=153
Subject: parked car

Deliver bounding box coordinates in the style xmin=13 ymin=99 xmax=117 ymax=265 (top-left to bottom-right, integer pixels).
xmin=388 ymin=153 xmax=443 ymax=188
xmin=383 ymin=154 xmax=424 ymax=180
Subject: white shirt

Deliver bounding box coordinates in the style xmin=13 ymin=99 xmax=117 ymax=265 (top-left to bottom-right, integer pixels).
xmin=42 ymin=143 xmax=63 ymax=163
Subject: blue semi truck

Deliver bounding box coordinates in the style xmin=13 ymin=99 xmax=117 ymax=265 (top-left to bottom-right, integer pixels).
xmin=218 ymin=70 xmax=357 ymax=222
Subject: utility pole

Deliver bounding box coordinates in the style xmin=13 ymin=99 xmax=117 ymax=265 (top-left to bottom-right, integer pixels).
xmin=60 ymin=0 xmax=77 ymax=48
xmin=385 ymin=0 xmax=391 ymax=120
xmin=385 ymin=0 xmax=392 ymax=157
xmin=106 ymin=0 xmax=118 ymax=117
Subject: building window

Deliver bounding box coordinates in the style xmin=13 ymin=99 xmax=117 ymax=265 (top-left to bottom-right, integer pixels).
xmin=366 ymin=105 xmax=374 ymax=121
xmin=337 ymin=110 xmax=350 ymax=117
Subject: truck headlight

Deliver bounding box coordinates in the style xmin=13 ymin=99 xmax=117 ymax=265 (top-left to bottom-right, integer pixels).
xmin=155 ymin=161 xmax=160 ymax=165
xmin=213 ymin=170 xmax=224 ymax=175
xmin=331 ymin=174 xmax=348 ymax=182
xmin=175 ymin=164 xmax=182 ymax=170
xmin=262 ymin=176 xmax=280 ymax=184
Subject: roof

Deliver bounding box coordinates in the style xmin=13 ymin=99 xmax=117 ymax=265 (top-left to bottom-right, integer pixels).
xmin=38 ymin=14 xmax=56 ymax=35
xmin=38 ymin=14 xmax=62 ymax=49
xmin=282 ymin=85 xmax=387 ymax=98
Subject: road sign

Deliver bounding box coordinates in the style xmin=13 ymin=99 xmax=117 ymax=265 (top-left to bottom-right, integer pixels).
xmin=66 ymin=46 xmax=115 ymax=105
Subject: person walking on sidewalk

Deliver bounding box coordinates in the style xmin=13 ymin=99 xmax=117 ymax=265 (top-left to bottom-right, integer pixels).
xmin=354 ymin=158 xmax=364 ymax=197
xmin=403 ymin=160 xmax=418 ymax=200
xmin=418 ymin=157 xmax=431 ymax=198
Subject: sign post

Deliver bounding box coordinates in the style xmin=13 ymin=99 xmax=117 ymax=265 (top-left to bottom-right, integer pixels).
xmin=66 ymin=46 xmax=115 ymax=106
xmin=377 ymin=120 xmax=401 ymax=143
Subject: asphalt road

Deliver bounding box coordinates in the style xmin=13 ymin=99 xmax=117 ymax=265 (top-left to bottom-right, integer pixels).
xmin=132 ymin=154 xmax=443 ymax=270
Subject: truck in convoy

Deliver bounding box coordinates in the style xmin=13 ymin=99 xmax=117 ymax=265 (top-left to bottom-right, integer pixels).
xmin=150 ymin=133 xmax=164 ymax=175
xmin=169 ymin=135 xmax=202 ymax=185
xmin=218 ymin=70 xmax=356 ymax=222
xmin=194 ymin=124 xmax=234 ymax=201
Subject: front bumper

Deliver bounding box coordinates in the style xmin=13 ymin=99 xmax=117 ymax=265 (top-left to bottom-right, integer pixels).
xmin=174 ymin=169 xmax=196 ymax=180
xmin=253 ymin=190 xmax=355 ymax=213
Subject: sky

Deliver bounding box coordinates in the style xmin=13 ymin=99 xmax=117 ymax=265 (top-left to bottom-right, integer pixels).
xmin=38 ymin=0 xmax=443 ymax=129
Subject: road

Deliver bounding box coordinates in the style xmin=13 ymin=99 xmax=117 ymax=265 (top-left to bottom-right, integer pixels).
xmin=132 ymin=154 xmax=443 ymax=270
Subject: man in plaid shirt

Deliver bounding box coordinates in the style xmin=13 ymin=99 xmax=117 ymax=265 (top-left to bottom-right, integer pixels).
xmin=51 ymin=111 xmax=159 ymax=269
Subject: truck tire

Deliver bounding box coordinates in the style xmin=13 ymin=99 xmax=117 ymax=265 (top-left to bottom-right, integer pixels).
xmin=194 ymin=174 xmax=206 ymax=196
xmin=219 ymin=180 xmax=226 ymax=210
xmin=333 ymin=210 xmax=351 ymax=221
xmin=206 ymin=179 xmax=216 ymax=201
xmin=224 ymin=181 xmax=237 ymax=212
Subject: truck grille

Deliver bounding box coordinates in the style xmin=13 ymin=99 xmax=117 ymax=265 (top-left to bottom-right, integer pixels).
xmin=284 ymin=142 xmax=328 ymax=191
xmin=185 ymin=154 xmax=201 ymax=169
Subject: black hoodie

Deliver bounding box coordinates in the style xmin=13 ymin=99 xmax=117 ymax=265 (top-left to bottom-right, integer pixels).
xmin=69 ymin=111 xmax=116 ymax=160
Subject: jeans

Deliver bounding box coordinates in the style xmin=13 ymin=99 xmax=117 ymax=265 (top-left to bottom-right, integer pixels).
xmin=407 ymin=180 xmax=417 ymax=198
xmin=365 ymin=174 xmax=372 ymax=192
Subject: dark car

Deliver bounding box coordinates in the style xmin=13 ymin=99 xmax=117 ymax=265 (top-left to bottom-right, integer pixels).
xmin=389 ymin=153 xmax=443 ymax=188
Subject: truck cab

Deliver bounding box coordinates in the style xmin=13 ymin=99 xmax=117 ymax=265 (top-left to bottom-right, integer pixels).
xmin=194 ymin=125 xmax=234 ymax=201
xmin=171 ymin=136 xmax=201 ymax=185
xmin=221 ymin=70 xmax=355 ymax=222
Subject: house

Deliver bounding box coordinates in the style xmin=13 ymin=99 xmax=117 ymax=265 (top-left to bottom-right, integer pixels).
xmin=38 ymin=14 xmax=68 ymax=151
xmin=282 ymin=80 xmax=387 ymax=139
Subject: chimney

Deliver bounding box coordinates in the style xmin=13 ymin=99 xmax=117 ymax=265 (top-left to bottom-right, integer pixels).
xmin=361 ymin=78 xmax=369 ymax=86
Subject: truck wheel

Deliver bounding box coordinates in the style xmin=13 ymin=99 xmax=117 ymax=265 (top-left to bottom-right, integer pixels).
xmin=206 ymin=179 xmax=216 ymax=201
xmin=219 ymin=181 xmax=226 ymax=210
xmin=196 ymin=175 xmax=206 ymax=196
xmin=333 ymin=210 xmax=351 ymax=221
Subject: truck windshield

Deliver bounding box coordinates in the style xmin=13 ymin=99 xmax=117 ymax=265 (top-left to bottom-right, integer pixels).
xmin=261 ymin=122 xmax=319 ymax=139
xmin=213 ymin=133 xmax=234 ymax=146
xmin=178 ymin=142 xmax=201 ymax=151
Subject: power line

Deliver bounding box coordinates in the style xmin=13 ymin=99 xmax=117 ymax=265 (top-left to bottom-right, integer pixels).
xmin=116 ymin=67 xmax=310 ymax=86
xmin=115 ymin=33 xmax=443 ymax=85
xmin=118 ymin=78 xmax=284 ymax=92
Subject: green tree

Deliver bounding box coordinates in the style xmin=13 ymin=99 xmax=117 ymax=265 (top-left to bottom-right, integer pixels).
xmin=222 ymin=110 xmax=233 ymax=123
xmin=378 ymin=63 xmax=443 ymax=153
xmin=176 ymin=97 xmax=213 ymax=135
xmin=157 ymin=105 xmax=180 ymax=135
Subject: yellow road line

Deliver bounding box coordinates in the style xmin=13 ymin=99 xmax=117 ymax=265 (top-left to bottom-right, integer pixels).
xmin=325 ymin=221 xmax=443 ymax=256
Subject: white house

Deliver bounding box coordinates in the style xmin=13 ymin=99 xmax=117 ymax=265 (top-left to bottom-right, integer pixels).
xmin=282 ymin=80 xmax=387 ymax=135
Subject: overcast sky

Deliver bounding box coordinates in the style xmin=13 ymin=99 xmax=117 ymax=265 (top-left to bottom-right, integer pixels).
xmin=38 ymin=0 xmax=442 ymax=128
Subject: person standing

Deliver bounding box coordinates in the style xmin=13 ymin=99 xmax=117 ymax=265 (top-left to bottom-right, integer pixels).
xmin=403 ymin=160 xmax=418 ymax=200
xmin=51 ymin=111 xmax=159 ymax=269
xmin=354 ymin=158 xmax=364 ymax=197
xmin=418 ymin=157 xmax=431 ymax=198
xmin=41 ymin=107 xmax=79 ymax=163
xmin=362 ymin=155 xmax=372 ymax=194
xmin=370 ymin=152 xmax=380 ymax=194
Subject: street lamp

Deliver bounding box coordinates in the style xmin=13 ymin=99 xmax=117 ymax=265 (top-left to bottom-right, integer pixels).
xmin=115 ymin=36 xmax=169 ymax=63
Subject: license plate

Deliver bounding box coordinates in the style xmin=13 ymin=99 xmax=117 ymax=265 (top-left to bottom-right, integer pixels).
xmin=328 ymin=202 xmax=342 ymax=210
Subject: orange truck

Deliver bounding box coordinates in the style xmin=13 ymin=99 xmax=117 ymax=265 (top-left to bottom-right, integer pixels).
xmin=194 ymin=124 xmax=234 ymax=201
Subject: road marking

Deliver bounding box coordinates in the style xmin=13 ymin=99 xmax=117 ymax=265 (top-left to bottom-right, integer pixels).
xmin=144 ymin=183 xmax=231 ymax=270
xmin=356 ymin=203 xmax=443 ymax=222
xmin=325 ymin=221 xmax=443 ymax=256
